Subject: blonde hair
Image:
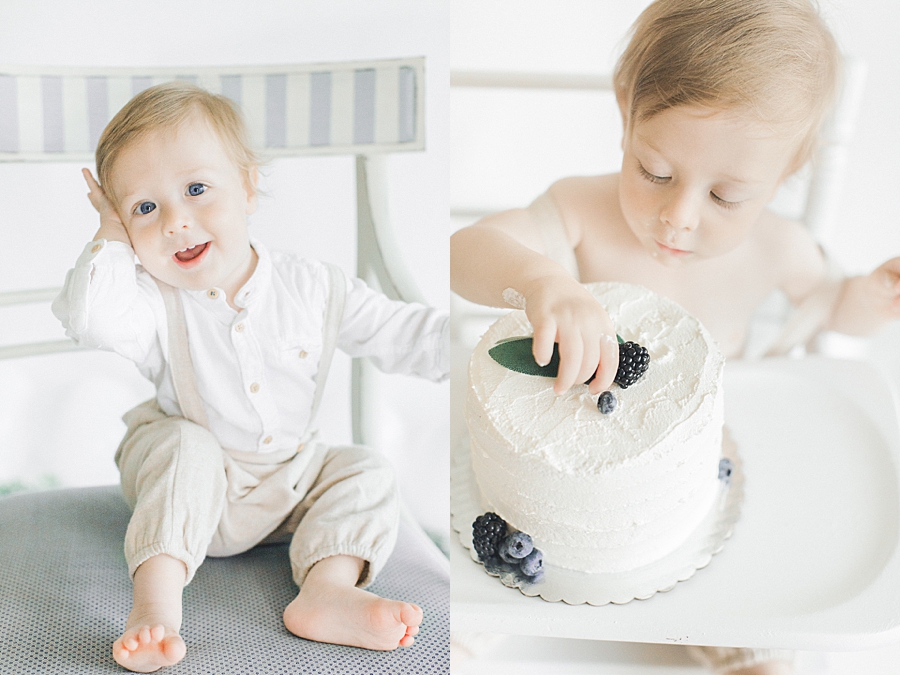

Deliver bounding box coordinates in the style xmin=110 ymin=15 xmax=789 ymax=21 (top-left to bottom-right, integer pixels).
xmin=614 ymin=0 xmax=840 ymax=173
xmin=96 ymin=81 xmax=259 ymax=202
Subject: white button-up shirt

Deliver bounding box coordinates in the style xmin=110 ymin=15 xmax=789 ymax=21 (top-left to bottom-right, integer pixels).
xmin=52 ymin=238 xmax=449 ymax=454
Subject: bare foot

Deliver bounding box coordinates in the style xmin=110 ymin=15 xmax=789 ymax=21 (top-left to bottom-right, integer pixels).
xmin=113 ymin=621 xmax=186 ymax=673
xmin=283 ymin=555 xmax=424 ymax=650
xmin=113 ymin=554 xmax=187 ymax=672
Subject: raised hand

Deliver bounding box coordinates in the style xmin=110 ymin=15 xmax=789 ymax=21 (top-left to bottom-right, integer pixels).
xmin=830 ymin=256 xmax=900 ymax=336
xmin=520 ymin=274 xmax=619 ymax=395
xmin=83 ymin=168 xmax=131 ymax=245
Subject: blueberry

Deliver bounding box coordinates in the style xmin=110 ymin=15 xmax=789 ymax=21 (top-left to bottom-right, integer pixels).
xmin=500 ymin=531 xmax=534 ymax=560
xmin=597 ymin=390 xmax=617 ymax=414
xmin=520 ymin=548 xmax=543 ymax=576
xmin=718 ymin=458 xmax=734 ymax=483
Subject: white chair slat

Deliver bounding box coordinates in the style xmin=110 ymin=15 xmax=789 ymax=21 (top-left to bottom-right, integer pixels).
xmin=285 ymin=72 xmax=311 ymax=149
xmin=0 ymin=58 xmax=425 ymax=160
xmin=330 ymin=69 xmax=355 ymax=147
xmin=374 ymin=65 xmax=400 ymax=145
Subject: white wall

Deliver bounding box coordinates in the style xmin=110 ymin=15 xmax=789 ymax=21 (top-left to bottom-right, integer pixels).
xmin=0 ymin=0 xmax=450 ymax=537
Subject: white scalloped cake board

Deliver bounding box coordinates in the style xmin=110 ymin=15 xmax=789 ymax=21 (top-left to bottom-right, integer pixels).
xmin=450 ymin=353 xmax=900 ymax=650
xmin=452 ymin=431 xmax=743 ymax=605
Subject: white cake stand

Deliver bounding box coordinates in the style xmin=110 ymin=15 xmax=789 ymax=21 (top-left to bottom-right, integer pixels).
xmin=451 ymin=429 xmax=742 ymax=605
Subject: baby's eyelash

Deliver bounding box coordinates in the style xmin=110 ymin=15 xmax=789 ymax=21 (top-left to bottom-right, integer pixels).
xmin=638 ymin=164 xmax=669 ymax=184
xmin=710 ymin=192 xmax=740 ymax=209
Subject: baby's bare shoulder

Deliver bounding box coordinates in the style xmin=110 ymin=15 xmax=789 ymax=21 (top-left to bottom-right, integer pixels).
xmin=547 ymin=174 xmax=621 ymax=241
xmin=548 ymin=175 xmax=618 ymax=210
xmin=754 ymin=209 xmax=818 ymax=257
xmin=754 ymin=209 xmax=826 ymax=299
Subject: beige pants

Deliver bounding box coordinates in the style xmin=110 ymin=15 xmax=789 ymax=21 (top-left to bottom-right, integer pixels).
xmin=115 ymin=399 xmax=399 ymax=588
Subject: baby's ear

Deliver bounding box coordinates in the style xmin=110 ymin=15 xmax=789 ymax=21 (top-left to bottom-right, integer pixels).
xmin=244 ymin=166 xmax=259 ymax=215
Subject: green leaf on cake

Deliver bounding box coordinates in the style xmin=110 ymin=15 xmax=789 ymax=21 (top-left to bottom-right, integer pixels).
xmin=488 ymin=335 xmax=625 ymax=378
xmin=488 ymin=337 xmax=560 ymax=377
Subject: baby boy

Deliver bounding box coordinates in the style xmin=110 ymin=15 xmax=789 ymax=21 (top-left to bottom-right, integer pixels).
xmin=53 ymin=82 xmax=447 ymax=672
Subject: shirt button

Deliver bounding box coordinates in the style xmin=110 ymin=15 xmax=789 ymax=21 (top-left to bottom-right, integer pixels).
xmin=263 ymin=436 xmax=273 ymax=444
xmin=298 ymin=350 xmax=308 ymax=359
xmin=91 ymin=243 xmax=102 ymax=253
xmin=249 ymin=382 xmax=260 ymax=393
xmin=234 ymin=323 xmax=244 ymax=332
xmin=207 ymin=289 xmax=219 ymax=299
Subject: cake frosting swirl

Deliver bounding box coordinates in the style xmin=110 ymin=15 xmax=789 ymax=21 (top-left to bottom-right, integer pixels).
xmin=467 ymin=282 xmax=725 ymax=573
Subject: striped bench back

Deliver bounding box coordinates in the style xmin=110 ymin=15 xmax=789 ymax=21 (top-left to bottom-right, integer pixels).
xmin=0 ymin=58 xmax=424 ymax=161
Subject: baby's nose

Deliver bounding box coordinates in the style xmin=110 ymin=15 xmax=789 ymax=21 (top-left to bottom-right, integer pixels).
xmin=162 ymin=207 xmax=192 ymax=235
xmin=659 ymin=189 xmax=700 ymax=231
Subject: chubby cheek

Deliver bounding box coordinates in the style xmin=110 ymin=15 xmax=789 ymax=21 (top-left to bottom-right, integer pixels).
xmin=126 ymin=227 xmax=167 ymax=274
xmin=618 ymin=174 xmax=657 ymax=238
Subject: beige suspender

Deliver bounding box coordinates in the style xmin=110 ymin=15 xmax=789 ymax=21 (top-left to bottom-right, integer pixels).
xmin=154 ymin=278 xmax=211 ymax=430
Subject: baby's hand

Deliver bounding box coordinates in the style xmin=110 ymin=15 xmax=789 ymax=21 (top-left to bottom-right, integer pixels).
xmin=831 ymin=257 xmax=900 ymax=336
xmin=868 ymin=257 xmax=900 ymax=319
xmin=521 ymin=275 xmax=619 ymax=395
xmin=82 ymin=168 xmax=131 ymax=245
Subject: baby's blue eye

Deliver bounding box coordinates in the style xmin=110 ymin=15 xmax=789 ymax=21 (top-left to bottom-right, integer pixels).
xmin=188 ymin=183 xmax=206 ymax=196
xmin=137 ymin=202 xmax=155 ymax=215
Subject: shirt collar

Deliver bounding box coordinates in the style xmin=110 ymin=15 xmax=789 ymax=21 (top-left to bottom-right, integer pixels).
xmin=183 ymin=238 xmax=271 ymax=314
xmin=233 ymin=237 xmax=271 ymax=309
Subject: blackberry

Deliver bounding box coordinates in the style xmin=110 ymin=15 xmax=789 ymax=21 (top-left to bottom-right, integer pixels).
xmin=614 ymin=341 xmax=650 ymax=389
xmin=597 ymin=390 xmax=617 ymax=414
xmin=472 ymin=512 xmax=507 ymax=562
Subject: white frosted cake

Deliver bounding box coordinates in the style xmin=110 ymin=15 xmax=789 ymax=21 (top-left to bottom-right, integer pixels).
xmin=467 ymin=282 xmax=725 ymax=574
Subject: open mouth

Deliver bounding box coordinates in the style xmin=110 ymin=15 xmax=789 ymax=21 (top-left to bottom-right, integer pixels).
xmin=173 ymin=242 xmax=210 ymax=267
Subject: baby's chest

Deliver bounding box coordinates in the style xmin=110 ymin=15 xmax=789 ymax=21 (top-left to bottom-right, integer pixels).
xmin=185 ymin=306 xmax=325 ymax=384
xmin=579 ymin=250 xmax=775 ymax=358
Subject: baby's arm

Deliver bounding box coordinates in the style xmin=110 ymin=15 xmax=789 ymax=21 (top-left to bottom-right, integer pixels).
xmin=770 ymin=213 xmax=900 ymax=342
xmin=51 ymin=170 xmax=157 ymax=361
xmin=450 ymin=186 xmax=618 ymax=394
xmin=338 ymin=274 xmax=450 ymax=383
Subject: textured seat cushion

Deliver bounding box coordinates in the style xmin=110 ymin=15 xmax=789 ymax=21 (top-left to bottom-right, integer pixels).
xmin=0 ymin=486 xmax=449 ymax=674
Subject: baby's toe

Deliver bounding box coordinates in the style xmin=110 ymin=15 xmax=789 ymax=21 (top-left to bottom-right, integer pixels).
xmin=138 ymin=626 xmax=152 ymax=645
xmin=123 ymin=633 xmax=140 ymax=651
xmin=112 ymin=638 xmax=130 ymax=659
xmin=399 ymin=634 xmax=416 ymax=648
xmin=161 ymin=634 xmax=187 ymax=662
xmin=400 ymin=603 xmax=423 ymax=628
xmin=406 ymin=625 xmax=419 ymax=637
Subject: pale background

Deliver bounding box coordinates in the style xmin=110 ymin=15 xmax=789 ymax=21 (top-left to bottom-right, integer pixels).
xmin=0 ymin=0 xmax=450 ymax=540
xmin=450 ymin=1 xmax=900 ymax=673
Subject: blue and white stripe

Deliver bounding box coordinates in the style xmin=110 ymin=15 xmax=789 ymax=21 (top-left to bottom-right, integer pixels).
xmin=0 ymin=59 xmax=424 ymax=159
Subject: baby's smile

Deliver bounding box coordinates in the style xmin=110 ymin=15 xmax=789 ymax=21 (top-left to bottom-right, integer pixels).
xmin=173 ymin=241 xmax=210 ymax=268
